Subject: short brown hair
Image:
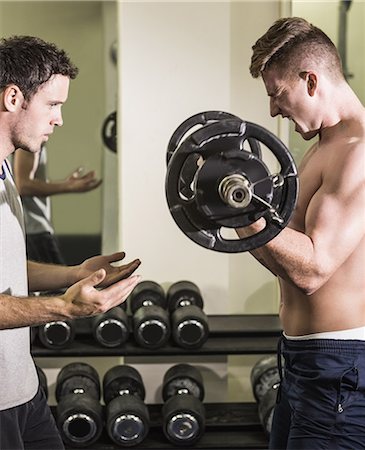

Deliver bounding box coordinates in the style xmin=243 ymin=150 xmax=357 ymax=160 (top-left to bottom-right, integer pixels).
xmin=0 ymin=35 xmax=78 ymax=101
xmin=250 ymin=17 xmax=343 ymax=81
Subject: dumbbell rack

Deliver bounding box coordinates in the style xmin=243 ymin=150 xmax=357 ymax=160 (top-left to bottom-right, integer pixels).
xmin=32 ymin=314 xmax=281 ymax=449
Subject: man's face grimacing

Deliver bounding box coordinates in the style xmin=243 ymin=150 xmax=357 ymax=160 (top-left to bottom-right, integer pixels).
xmin=13 ymin=74 xmax=70 ymax=153
xmin=262 ymin=68 xmax=320 ymax=141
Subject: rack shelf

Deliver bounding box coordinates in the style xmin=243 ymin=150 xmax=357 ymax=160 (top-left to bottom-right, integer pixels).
xmin=32 ymin=314 xmax=281 ymax=357
xmin=38 ymin=315 xmax=280 ymax=449
xmin=52 ymin=402 xmax=269 ymax=450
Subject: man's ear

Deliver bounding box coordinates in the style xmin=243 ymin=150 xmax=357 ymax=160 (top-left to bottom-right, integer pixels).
xmin=306 ymin=72 xmax=317 ymax=97
xmin=2 ymin=85 xmax=25 ymax=112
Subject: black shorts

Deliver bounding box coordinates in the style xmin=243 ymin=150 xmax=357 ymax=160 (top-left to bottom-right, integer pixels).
xmin=26 ymin=232 xmax=65 ymax=266
xmin=0 ymin=386 xmax=64 ymax=450
xmin=270 ymin=336 xmax=365 ymax=449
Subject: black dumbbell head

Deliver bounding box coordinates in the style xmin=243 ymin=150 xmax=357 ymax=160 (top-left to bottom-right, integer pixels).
xmin=56 ymin=362 xmax=101 ymax=402
xmin=93 ymin=307 xmax=129 ymax=347
xmin=106 ymin=395 xmax=150 ymax=446
xmin=162 ymin=364 xmax=204 ymax=402
xmin=133 ymin=305 xmax=171 ymax=349
xmin=103 ymin=365 xmax=145 ymax=405
xmin=162 ymin=394 xmax=206 ymax=446
xmin=38 ymin=320 xmax=75 ymax=349
xmin=250 ymin=355 xmax=280 ymax=402
xmin=167 ymin=281 xmax=203 ymax=312
xmin=57 ymin=394 xmax=103 ymax=447
xmin=171 ymin=305 xmax=209 ymax=349
xmin=128 ymin=280 xmax=167 ymax=313
xmin=258 ymin=383 xmax=280 ymax=436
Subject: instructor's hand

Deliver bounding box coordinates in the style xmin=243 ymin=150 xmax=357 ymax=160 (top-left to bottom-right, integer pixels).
xmin=63 ymin=268 xmax=140 ymax=317
xmin=76 ymin=252 xmax=141 ymax=288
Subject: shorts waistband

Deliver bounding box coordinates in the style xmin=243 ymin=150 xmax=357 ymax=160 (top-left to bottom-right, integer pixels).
xmin=284 ymin=326 xmax=365 ymax=341
xmin=281 ymin=334 xmax=365 ymax=355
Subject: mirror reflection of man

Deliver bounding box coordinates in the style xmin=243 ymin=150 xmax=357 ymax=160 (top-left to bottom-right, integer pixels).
xmin=13 ymin=146 xmax=101 ymax=266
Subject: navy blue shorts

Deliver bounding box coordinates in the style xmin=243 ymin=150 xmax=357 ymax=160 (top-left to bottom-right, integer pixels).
xmin=270 ymin=336 xmax=365 ymax=450
xmin=0 ymin=385 xmax=64 ymax=450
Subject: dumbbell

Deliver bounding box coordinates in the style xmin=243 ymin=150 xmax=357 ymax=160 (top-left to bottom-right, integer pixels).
xmin=55 ymin=362 xmax=103 ymax=448
xmin=36 ymin=365 xmax=48 ymax=399
xmin=38 ymin=320 xmax=75 ymax=349
xmin=167 ymin=281 xmax=209 ymax=349
xmin=162 ymin=363 xmax=205 ymax=446
xmin=103 ymin=365 xmax=150 ymax=447
xmin=92 ymin=304 xmax=130 ymax=348
xmin=128 ymin=280 xmax=170 ymax=349
xmin=250 ymin=355 xmax=281 ymax=436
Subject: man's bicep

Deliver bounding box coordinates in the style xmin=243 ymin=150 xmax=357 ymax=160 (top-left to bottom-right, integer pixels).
xmin=305 ymin=178 xmax=365 ymax=273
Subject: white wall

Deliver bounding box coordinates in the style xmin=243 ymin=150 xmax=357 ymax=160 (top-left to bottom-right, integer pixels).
xmin=118 ymin=1 xmax=280 ymax=315
xmin=117 ymin=1 xmax=282 ymax=403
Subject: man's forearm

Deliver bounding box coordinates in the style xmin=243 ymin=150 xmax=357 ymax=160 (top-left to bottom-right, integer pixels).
xmin=237 ymin=225 xmax=319 ymax=294
xmin=0 ymin=293 xmax=70 ymax=329
xmin=27 ymin=260 xmax=78 ymax=292
xmin=18 ymin=178 xmax=70 ymax=197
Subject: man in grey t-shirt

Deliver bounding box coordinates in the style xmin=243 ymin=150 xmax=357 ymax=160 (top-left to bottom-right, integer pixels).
xmin=0 ymin=36 xmax=141 ymax=449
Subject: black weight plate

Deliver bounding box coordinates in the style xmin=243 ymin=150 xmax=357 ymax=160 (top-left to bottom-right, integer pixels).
xmin=167 ymin=111 xmax=262 ymax=203
xmin=166 ymin=111 xmax=242 ymax=165
xmin=165 ymin=118 xmax=298 ymax=253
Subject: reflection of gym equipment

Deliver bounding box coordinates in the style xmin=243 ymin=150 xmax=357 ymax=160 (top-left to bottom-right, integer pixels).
xmin=250 ymin=355 xmax=280 ymax=436
xmin=102 ymin=111 xmax=117 ymax=153
xmin=110 ymin=39 xmax=117 ymax=65
xmin=103 ymin=365 xmax=150 ymax=447
xmin=165 ymin=111 xmax=298 ymax=252
xmin=162 ymin=364 xmax=206 ymax=446
xmin=129 ymin=280 xmax=171 ymax=349
xmin=38 ymin=320 xmax=75 ymax=349
xmin=55 ymin=362 xmax=103 ymax=448
xmin=167 ymin=281 xmax=209 ymax=349
xmin=338 ymin=0 xmax=353 ymax=80
xmin=92 ymin=304 xmax=130 ymax=348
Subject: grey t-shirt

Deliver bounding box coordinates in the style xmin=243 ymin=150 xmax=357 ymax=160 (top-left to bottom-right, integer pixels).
xmin=0 ymin=160 xmax=38 ymax=410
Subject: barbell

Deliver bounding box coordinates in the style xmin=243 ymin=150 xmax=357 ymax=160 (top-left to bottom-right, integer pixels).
xmin=165 ymin=111 xmax=298 ymax=253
